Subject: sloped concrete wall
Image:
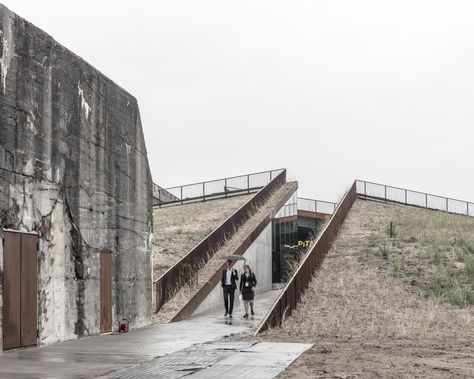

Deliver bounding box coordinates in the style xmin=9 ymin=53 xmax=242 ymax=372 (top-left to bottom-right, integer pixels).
xmin=0 ymin=4 xmax=153 ymax=348
xmin=192 ymin=222 xmax=273 ymax=317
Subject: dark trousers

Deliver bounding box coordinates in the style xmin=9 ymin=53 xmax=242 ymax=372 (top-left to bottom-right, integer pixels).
xmin=223 ymin=285 xmax=235 ymax=314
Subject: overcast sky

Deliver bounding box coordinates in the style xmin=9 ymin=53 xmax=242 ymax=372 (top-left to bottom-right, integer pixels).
xmin=4 ymin=1 xmax=473 ymax=202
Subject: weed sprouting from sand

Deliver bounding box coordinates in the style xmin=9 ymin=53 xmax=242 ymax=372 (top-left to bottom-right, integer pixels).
xmin=361 ymin=203 xmax=474 ymax=309
xmin=379 ymin=243 xmax=390 ymax=259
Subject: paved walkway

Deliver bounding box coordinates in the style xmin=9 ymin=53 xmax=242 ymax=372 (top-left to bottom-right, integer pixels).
xmin=0 ymin=289 xmax=311 ymax=379
xmin=110 ymin=341 xmax=313 ymax=379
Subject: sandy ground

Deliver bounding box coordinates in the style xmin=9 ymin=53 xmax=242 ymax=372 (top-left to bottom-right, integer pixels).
xmin=260 ymin=199 xmax=474 ymax=378
xmin=275 ymin=337 xmax=474 ymax=378
xmin=152 ymin=195 xmax=252 ymax=279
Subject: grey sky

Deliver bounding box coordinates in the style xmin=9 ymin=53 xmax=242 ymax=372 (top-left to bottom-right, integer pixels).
xmin=4 ymin=0 xmax=473 ymax=202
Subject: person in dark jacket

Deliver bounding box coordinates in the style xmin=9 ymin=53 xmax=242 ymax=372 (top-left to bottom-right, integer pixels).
xmin=221 ymin=260 xmax=239 ymax=318
xmin=239 ymin=264 xmax=257 ymax=318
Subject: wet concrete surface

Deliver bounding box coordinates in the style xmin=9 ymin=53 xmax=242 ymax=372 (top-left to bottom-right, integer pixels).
xmin=0 ymin=290 xmax=283 ymax=378
xmin=110 ymin=340 xmax=313 ymax=378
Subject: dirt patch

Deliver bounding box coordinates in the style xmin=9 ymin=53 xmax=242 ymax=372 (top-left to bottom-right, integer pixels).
xmin=260 ymin=199 xmax=474 ymax=378
xmin=152 ymin=195 xmax=252 ymax=279
xmin=276 ymin=337 xmax=474 ymax=378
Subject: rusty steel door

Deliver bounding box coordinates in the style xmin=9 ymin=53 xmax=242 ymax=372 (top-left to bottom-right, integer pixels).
xmin=100 ymin=251 xmax=112 ymax=333
xmin=3 ymin=232 xmax=21 ymax=350
xmin=2 ymin=231 xmax=38 ymax=350
xmin=20 ymin=234 xmax=38 ymax=347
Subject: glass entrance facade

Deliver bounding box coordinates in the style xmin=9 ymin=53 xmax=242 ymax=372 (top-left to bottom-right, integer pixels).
xmin=272 ymin=192 xmax=298 ymax=283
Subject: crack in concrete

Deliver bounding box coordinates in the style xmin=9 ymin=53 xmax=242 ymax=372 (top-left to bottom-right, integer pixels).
xmin=64 ymin=196 xmax=90 ymax=337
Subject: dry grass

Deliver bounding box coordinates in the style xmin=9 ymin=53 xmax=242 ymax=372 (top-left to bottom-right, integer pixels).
xmin=264 ymin=200 xmax=474 ymax=340
xmin=364 ymin=200 xmax=474 ymax=308
xmin=260 ymin=199 xmax=474 ymax=378
xmin=152 ymin=195 xmax=252 ymax=279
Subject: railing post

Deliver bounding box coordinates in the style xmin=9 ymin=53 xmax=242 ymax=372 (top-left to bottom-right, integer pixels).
xmin=425 ymin=193 xmax=428 ymax=208
xmin=315 ymin=200 xmax=317 ymax=214
xmin=405 ymin=189 xmax=407 ymax=204
xmin=364 ymin=181 xmax=367 ymax=198
xmin=467 ymin=202 xmax=470 ymax=216
xmin=181 ymin=186 xmax=183 ymax=204
xmin=225 ymin=178 xmax=228 ymax=197
xmin=384 ymin=185 xmax=387 ymax=202
xmin=446 ymin=198 xmax=449 ymax=212
xmin=203 ymin=182 xmax=206 ymax=201
xmin=270 ymin=170 xmax=273 ymax=181
xmin=247 ymin=174 xmax=250 ymax=193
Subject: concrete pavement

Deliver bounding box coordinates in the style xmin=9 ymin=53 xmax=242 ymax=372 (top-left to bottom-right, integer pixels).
xmin=110 ymin=341 xmax=313 ymax=378
xmin=0 ymin=289 xmax=295 ymax=378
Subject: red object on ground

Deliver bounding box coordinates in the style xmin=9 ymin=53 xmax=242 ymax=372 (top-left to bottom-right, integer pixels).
xmin=119 ymin=319 xmax=129 ymax=333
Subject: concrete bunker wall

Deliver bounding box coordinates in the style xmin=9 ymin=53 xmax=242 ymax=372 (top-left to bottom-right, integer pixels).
xmin=0 ymin=4 xmax=153 ymax=348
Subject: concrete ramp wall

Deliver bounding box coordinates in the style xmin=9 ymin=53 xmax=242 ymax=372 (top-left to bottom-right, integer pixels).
xmin=170 ymin=181 xmax=298 ymax=322
xmin=192 ymin=223 xmax=272 ymax=317
xmin=154 ymin=170 xmax=288 ymax=314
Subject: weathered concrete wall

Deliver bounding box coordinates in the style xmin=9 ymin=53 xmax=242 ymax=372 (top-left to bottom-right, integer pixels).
xmin=192 ymin=222 xmax=273 ymax=317
xmin=0 ymin=4 xmax=153 ymax=348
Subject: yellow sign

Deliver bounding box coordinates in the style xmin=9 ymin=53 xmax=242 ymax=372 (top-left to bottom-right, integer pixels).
xmin=284 ymin=240 xmax=313 ymax=249
xmin=298 ymin=240 xmax=312 ymax=248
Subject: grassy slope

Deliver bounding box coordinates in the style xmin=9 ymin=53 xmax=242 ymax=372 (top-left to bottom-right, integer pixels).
xmin=261 ymin=199 xmax=474 ymax=378
xmin=152 ymin=195 xmax=252 ymax=280
xmin=365 ymin=199 xmax=474 ymax=307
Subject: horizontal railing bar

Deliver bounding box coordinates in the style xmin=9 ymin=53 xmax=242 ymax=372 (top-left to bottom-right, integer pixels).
xmin=297 ymin=197 xmax=337 ymax=205
xmin=153 ymin=169 xmax=286 ymax=208
xmin=160 ymin=168 xmax=285 ymax=191
xmin=356 ymin=179 xmax=473 ymax=205
xmin=153 ymin=189 xmax=262 ymax=208
xmin=359 ymin=194 xmax=473 ymax=216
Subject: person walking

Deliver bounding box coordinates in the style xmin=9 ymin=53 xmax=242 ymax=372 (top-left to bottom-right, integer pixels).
xmin=239 ymin=264 xmax=257 ymax=319
xmin=221 ymin=259 xmax=239 ymax=318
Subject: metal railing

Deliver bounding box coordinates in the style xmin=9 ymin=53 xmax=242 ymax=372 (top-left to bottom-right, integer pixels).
xmin=152 ymin=184 xmax=180 ymax=204
xmin=255 ymin=181 xmax=357 ymax=333
xmin=356 ymin=180 xmax=474 ymax=217
xmin=297 ymin=197 xmax=337 ymax=215
xmin=153 ymin=169 xmax=287 ymax=313
xmin=153 ymin=169 xmax=285 ymax=207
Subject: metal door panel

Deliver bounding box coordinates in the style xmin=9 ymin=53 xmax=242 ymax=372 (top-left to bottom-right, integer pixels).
xmin=100 ymin=251 xmax=112 ymax=333
xmin=2 ymin=232 xmax=21 ymax=350
xmin=20 ymin=233 xmax=38 ymax=347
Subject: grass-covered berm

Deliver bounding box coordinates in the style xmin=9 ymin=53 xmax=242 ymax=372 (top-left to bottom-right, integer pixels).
xmin=152 ymin=195 xmax=252 ymax=280
xmin=261 ymin=199 xmax=474 ymax=378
